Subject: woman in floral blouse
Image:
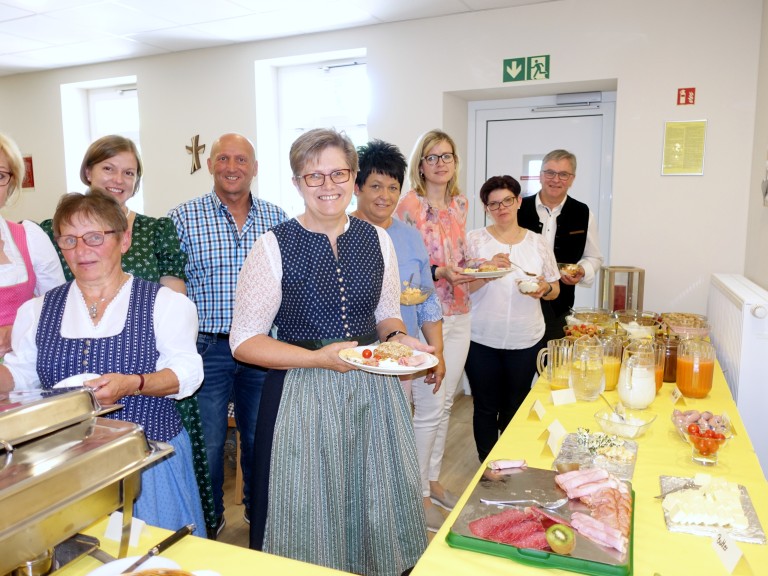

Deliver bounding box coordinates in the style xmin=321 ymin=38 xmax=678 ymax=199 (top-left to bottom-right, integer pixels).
xmin=39 ymin=135 xmax=216 ymax=537
xmin=396 ymin=129 xmax=506 ymax=523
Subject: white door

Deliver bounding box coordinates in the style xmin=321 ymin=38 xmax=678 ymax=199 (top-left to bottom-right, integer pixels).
xmin=467 ymin=94 xmax=615 ymax=308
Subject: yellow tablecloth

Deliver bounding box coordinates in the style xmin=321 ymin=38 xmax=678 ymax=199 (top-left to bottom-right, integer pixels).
xmin=54 ymin=518 xmax=347 ymax=575
xmin=413 ymin=363 xmax=768 ymax=576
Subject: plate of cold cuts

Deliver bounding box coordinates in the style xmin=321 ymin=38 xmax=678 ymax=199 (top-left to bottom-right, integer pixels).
xmin=446 ymin=466 xmax=634 ymax=575
xmin=339 ymin=342 xmax=438 ymax=376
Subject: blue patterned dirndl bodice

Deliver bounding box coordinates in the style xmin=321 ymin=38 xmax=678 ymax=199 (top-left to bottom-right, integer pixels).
xmin=271 ymin=217 xmax=384 ymax=343
xmin=35 ymin=278 xmax=182 ymax=442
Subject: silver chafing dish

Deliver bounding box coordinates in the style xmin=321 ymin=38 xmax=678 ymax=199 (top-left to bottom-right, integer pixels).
xmin=0 ymin=387 xmax=173 ymax=575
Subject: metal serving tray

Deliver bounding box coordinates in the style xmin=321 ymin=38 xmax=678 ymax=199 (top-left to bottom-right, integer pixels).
xmin=0 ymin=389 xmax=173 ymax=574
xmin=446 ymin=466 xmax=634 ymax=576
xmin=0 ymin=388 xmax=102 ymax=447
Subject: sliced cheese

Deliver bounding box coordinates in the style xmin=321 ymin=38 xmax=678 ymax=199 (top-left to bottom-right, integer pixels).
xmin=662 ymin=478 xmax=748 ymax=530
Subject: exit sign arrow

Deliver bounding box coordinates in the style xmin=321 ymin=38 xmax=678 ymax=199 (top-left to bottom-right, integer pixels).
xmin=506 ymin=61 xmax=523 ymax=79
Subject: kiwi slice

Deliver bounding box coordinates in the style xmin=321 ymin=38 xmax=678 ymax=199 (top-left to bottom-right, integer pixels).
xmin=546 ymin=524 xmax=575 ymax=554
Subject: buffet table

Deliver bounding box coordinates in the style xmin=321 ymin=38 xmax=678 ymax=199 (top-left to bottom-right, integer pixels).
xmin=413 ymin=362 xmax=768 ymax=576
xmin=55 ymin=517 xmax=348 ymax=575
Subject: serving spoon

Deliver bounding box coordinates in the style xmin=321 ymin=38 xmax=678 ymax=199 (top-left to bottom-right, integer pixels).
xmin=600 ymin=393 xmax=626 ymax=422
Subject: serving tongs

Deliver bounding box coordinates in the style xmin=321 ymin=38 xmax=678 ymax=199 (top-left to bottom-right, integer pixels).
xmin=480 ymin=496 xmax=569 ymax=509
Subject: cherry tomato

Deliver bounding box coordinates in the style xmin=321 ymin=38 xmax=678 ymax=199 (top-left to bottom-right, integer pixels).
xmin=704 ymin=429 xmax=716 ymax=439
xmin=362 ymin=349 xmax=372 ymax=359
xmin=713 ymin=432 xmax=726 ymax=440
xmin=687 ymin=424 xmax=700 ymax=436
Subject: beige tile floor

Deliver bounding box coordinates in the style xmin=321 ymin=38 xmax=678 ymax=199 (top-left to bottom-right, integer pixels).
xmin=216 ymin=393 xmax=479 ymax=548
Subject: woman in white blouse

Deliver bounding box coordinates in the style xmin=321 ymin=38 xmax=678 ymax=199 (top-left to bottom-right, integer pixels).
xmin=465 ymin=175 xmax=560 ymax=462
xmin=0 ymin=189 xmax=206 ymax=536
xmin=0 ymin=132 xmax=64 ymax=357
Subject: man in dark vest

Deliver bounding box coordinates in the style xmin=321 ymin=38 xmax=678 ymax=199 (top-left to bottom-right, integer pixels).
xmin=517 ymin=149 xmax=603 ymax=343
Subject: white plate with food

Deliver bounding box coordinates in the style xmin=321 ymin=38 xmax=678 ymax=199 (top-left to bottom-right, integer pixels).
xmin=461 ymin=268 xmax=512 ymax=279
xmin=339 ymin=342 xmax=439 ymax=375
xmin=53 ymin=373 xmax=101 ymax=388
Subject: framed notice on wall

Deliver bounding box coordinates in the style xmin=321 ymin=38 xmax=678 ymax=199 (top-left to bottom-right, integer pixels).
xmin=661 ymin=120 xmax=707 ymax=176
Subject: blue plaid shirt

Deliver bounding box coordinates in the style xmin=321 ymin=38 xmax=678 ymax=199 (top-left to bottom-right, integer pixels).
xmin=168 ymin=190 xmax=288 ymax=333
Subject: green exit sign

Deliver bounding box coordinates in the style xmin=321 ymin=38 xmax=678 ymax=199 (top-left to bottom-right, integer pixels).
xmin=503 ymin=55 xmax=550 ymax=82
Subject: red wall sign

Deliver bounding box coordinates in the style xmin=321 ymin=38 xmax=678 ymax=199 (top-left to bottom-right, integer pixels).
xmin=677 ymin=88 xmax=696 ymax=105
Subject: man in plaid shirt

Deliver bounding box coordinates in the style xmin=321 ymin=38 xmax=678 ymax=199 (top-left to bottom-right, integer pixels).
xmin=169 ymin=133 xmax=287 ymax=537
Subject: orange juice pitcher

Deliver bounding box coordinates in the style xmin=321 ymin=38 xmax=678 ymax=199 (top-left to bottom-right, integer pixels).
xmin=536 ymin=338 xmax=573 ymax=390
xmin=599 ymin=334 xmax=623 ymax=391
xmin=676 ymin=339 xmax=715 ymax=398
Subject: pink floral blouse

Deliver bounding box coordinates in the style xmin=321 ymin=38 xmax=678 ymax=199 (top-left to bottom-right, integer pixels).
xmin=395 ymin=190 xmax=470 ymax=316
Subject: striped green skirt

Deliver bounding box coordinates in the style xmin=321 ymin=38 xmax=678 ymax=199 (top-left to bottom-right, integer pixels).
xmin=264 ymin=367 xmax=427 ymax=575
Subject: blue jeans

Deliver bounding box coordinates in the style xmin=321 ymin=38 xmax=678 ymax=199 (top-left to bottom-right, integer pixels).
xmin=196 ymin=333 xmax=266 ymax=518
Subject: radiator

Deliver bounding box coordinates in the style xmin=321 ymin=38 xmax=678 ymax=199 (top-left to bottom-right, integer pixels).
xmin=707 ymin=274 xmax=768 ymax=478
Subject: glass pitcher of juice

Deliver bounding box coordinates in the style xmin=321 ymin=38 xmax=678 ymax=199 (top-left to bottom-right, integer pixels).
xmin=599 ymin=334 xmax=623 ymax=391
xmin=676 ymin=339 xmax=715 ymax=398
xmin=569 ymin=335 xmax=604 ymax=401
xmin=536 ymin=338 xmax=573 ymax=390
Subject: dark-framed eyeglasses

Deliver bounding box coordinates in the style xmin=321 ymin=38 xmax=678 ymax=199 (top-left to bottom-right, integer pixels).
xmin=55 ymin=230 xmax=117 ymax=250
xmin=0 ymin=170 xmax=12 ymax=187
xmin=299 ymin=169 xmax=352 ymax=187
xmin=486 ymin=196 xmax=517 ymax=211
xmin=421 ymin=153 xmax=455 ymax=166
xmin=541 ymin=169 xmax=574 ymax=181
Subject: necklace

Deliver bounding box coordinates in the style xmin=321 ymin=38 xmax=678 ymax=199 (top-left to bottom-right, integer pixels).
xmin=84 ymin=274 xmax=130 ymax=320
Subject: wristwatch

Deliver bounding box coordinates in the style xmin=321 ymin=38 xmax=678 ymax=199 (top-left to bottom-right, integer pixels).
xmin=431 ymin=265 xmax=438 ymax=282
xmin=543 ymin=283 xmax=553 ymax=298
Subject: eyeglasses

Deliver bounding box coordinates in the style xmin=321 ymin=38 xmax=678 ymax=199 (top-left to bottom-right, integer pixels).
xmin=55 ymin=230 xmax=116 ymax=250
xmin=299 ymin=169 xmax=352 ymax=187
xmin=0 ymin=171 xmax=12 ymax=187
xmin=486 ymin=196 xmax=516 ymax=211
xmin=421 ymin=153 xmax=455 ymax=166
xmin=541 ymin=169 xmax=574 ymax=181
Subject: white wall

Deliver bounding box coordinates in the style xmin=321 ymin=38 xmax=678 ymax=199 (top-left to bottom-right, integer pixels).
xmin=0 ymin=0 xmax=764 ymax=314
xmin=746 ymin=0 xmax=768 ymax=288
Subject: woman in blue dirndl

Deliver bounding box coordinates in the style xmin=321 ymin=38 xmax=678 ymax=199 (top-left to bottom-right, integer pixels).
xmin=0 ymin=190 xmax=206 ymax=536
xmin=230 ymin=129 xmax=432 ymax=576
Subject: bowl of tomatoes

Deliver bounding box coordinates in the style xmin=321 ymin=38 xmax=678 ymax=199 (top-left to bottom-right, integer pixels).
xmin=685 ymin=423 xmax=730 ymax=465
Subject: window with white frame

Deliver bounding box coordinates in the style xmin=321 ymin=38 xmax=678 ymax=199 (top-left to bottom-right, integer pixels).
xmin=60 ymin=77 xmax=143 ymax=212
xmin=256 ymin=52 xmax=369 ymax=216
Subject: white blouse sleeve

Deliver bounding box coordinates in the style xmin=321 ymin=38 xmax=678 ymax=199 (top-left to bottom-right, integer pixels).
xmin=22 ymin=220 xmax=65 ymax=295
xmin=4 ymin=296 xmax=44 ymax=389
xmin=374 ymin=226 xmax=403 ymax=324
xmin=153 ymin=287 xmax=203 ymax=400
xmin=230 ymin=232 xmax=283 ymax=352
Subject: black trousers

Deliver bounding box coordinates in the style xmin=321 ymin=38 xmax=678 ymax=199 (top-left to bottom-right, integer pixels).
xmin=464 ymin=339 xmax=541 ymax=462
xmin=541 ymin=299 xmax=569 ymax=343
